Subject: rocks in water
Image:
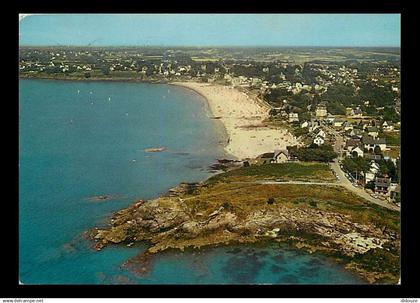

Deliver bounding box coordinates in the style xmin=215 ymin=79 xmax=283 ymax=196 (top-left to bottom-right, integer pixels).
xmin=122 ymin=252 xmax=155 ymax=277
xmin=226 ymin=247 xmax=242 ymax=254
xmin=208 ymin=159 xmax=243 ymax=172
xmin=86 ymin=195 xmax=114 ymax=202
xmin=87 ymin=179 xmax=400 ymax=284
xmin=144 ymin=147 xmax=166 ymax=153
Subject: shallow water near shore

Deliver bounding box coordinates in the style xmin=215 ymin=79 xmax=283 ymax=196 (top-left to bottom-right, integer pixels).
xmin=19 ymin=79 xmax=363 ymax=284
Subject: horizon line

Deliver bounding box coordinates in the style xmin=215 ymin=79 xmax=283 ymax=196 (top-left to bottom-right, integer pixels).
xmin=19 ymin=44 xmax=401 ymax=48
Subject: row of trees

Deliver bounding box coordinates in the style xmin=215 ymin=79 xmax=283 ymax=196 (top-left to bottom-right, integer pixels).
xmin=342 ymin=155 xmax=399 ymax=183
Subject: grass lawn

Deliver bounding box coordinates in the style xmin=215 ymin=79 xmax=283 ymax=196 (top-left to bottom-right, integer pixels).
xmin=383 ymin=131 xmax=400 ymax=146
xmin=383 ymin=146 xmax=400 ymax=159
xmin=207 ymin=162 xmax=335 ymax=183
xmin=186 ymin=181 xmax=400 ymax=232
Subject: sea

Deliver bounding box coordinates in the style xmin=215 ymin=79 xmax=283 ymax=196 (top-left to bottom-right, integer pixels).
xmin=19 ymin=79 xmax=365 ymax=284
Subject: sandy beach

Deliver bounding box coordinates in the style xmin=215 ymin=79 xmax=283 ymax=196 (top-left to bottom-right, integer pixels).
xmin=172 ymin=82 xmax=299 ymax=160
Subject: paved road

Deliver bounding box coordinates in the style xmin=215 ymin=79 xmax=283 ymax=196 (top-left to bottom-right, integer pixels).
xmin=255 ymin=180 xmax=338 ymax=186
xmin=322 ymin=124 xmax=399 ymax=211
xmin=330 ymin=160 xmax=400 ymax=211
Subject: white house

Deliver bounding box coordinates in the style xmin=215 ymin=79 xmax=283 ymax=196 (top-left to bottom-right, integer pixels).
xmin=288 ymin=112 xmax=299 ymax=123
xmin=315 ymin=103 xmax=328 ymax=119
xmin=362 ymin=135 xmax=387 ymax=152
xmin=313 ymin=135 xmax=325 ymax=146
xmin=313 ymin=128 xmax=326 ymax=138
xmin=273 ymin=149 xmax=290 ymax=163
xmin=365 ymin=161 xmax=380 ymax=183
xmin=350 ymin=146 xmax=364 ymax=158
xmin=367 ymin=127 xmax=379 ymax=138
xmin=301 ymin=121 xmax=309 ymax=128
xmin=334 ymin=119 xmax=344 ymax=128
xmin=382 ymin=121 xmax=394 ymax=131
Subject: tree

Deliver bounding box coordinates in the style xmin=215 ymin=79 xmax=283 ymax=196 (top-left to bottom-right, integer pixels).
xmin=365 ymin=181 xmax=375 ymax=190
xmin=374 ymin=146 xmax=382 ymax=155
xmin=293 ymin=144 xmax=337 ymax=162
xmin=342 ymin=156 xmax=370 ymax=181
xmin=269 ymin=108 xmax=278 ymax=117
xmin=267 ymin=197 xmax=275 ymax=205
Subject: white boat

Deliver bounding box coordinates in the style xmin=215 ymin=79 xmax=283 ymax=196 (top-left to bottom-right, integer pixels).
xmin=77 ymin=90 xmax=80 ymax=94
xmin=90 ymin=91 xmax=93 ymax=94
xmin=108 ymin=97 xmax=111 ymax=101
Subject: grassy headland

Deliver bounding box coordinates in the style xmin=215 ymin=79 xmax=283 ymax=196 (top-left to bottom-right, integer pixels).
xmin=90 ymin=162 xmax=400 ymax=284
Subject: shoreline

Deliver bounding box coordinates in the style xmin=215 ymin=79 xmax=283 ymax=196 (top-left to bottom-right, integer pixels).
xmin=20 ymin=76 xmax=397 ymax=284
xmin=20 ymin=75 xmax=299 ymax=161
xmin=171 ymin=81 xmax=299 ymax=160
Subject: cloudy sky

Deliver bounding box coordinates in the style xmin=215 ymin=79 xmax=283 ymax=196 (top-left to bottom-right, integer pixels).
xmin=19 ymin=14 xmax=401 ymax=47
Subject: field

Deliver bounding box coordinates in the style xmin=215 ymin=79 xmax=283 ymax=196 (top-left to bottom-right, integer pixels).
xmin=95 ymin=161 xmax=400 ymax=283
xmin=383 ymin=146 xmax=400 ymax=159
xmin=194 ymin=179 xmax=399 ymax=232
xmin=207 ymin=162 xmax=335 ymax=183
xmin=383 ymin=131 xmax=400 ymax=146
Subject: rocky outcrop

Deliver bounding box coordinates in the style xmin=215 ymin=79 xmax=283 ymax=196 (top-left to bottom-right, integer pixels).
xmin=89 ymin=182 xmax=400 ymax=283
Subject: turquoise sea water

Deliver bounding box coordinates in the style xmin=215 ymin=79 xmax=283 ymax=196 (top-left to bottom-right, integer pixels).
xmin=19 ymin=79 xmax=364 ymax=284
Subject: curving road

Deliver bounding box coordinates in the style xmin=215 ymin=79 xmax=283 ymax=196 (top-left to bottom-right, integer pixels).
xmin=330 ymin=160 xmax=400 ymax=211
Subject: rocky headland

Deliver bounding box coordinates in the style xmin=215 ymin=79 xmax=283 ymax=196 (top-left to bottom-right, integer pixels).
xmin=89 ymin=166 xmax=400 ymax=284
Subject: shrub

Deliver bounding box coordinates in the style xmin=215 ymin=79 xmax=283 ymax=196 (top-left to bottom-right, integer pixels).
xmin=267 ymin=197 xmax=275 ymax=205
xmin=309 ymin=200 xmax=317 ymax=207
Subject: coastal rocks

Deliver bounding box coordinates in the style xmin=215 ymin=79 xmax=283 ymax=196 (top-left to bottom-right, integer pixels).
xmin=86 ymin=194 xmax=122 ymax=202
xmin=208 ymin=159 xmax=243 ymax=172
xmin=88 ymin=181 xmax=400 ymax=283
xmin=144 ymin=147 xmax=166 ymax=153
xmin=333 ymin=233 xmax=387 ymax=256
xmin=167 ymin=182 xmax=200 ymax=196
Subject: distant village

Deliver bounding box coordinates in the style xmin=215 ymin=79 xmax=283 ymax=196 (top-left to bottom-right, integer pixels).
xmin=19 ymin=46 xmax=401 ymax=206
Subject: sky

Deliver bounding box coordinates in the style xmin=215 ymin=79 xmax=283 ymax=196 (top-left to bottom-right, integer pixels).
xmin=19 ymin=14 xmax=401 ymax=47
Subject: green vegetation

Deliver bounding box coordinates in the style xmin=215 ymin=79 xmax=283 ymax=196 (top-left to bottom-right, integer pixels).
xmin=382 ymin=131 xmax=400 ymax=146
xmin=342 ymin=156 xmax=369 ymax=180
xmin=290 ymin=125 xmax=309 ymax=137
xmin=288 ymin=145 xmax=337 ymax=162
xmin=377 ymin=158 xmax=398 ymax=182
xmin=197 ymin=181 xmax=400 ymax=233
xmin=207 ymin=162 xmax=335 ymax=183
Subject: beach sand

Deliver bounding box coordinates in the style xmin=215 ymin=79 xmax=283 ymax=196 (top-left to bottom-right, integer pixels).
xmin=172 ymin=82 xmax=299 ymax=160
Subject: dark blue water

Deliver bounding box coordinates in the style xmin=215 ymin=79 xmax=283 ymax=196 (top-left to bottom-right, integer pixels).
xmin=19 ymin=79 xmax=364 ymax=284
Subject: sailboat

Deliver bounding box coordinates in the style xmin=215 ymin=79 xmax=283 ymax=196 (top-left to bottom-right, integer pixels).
xmin=77 ymin=90 xmax=80 ymax=94
xmin=108 ymin=97 xmax=111 ymax=101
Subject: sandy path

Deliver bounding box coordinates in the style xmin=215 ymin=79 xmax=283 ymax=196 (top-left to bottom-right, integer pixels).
xmin=172 ymin=82 xmax=299 ymax=160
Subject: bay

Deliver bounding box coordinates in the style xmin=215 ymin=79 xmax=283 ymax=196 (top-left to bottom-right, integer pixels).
xmin=19 ymin=79 xmax=363 ymax=284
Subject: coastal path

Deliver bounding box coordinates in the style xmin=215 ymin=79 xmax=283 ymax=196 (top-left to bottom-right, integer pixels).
xmin=231 ymin=174 xmax=400 ymax=212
